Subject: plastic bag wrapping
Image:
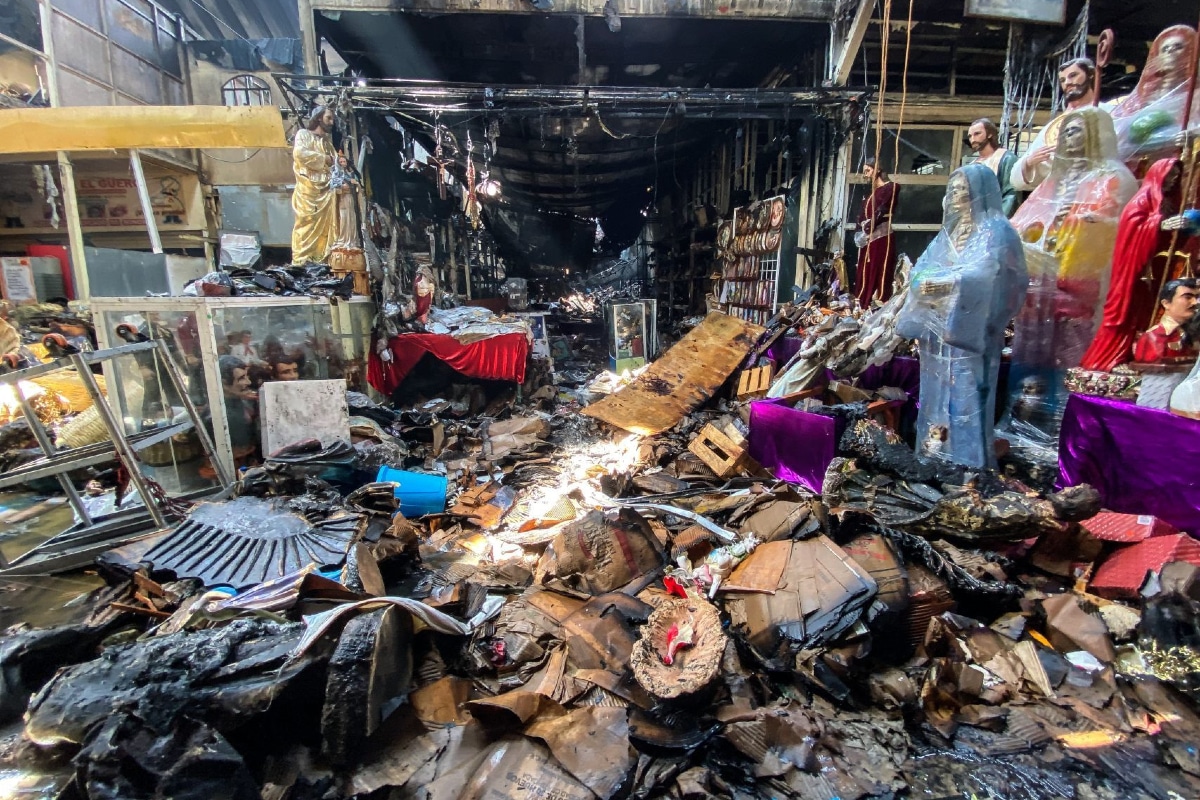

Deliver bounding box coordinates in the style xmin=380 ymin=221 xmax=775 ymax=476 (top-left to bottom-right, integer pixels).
xmin=503 ymin=278 xmax=529 ymax=311
xmin=1110 ymin=26 xmax=1199 ymax=170
xmin=1003 ymin=108 xmax=1137 ymax=443
xmin=218 ymin=231 xmax=261 ymax=269
xmin=1169 ymin=355 xmax=1200 ymax=418
xmin=183 ymin=271 xmax=234 ymax=297
xmin=895 ymin=164 xmax=1027 ymax=468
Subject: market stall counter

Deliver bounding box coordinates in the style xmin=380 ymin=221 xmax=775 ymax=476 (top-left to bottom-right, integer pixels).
xmin=91 ymin=296 xmax=374 ymax=479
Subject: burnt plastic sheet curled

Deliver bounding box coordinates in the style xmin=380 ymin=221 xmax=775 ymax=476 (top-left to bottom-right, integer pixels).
xmin=144 ymin=496 xmax=362 ymax=589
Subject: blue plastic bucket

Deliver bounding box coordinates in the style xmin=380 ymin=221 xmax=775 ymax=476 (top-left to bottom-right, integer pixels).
xmin=376 ymin=466 xmax=449 ymax=517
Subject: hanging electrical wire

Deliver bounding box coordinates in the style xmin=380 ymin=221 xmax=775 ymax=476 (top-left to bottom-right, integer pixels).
xmin=871 ymin=0 xmax=892 ymax=173
xmin=1001 ymin=4 xmax=1088 ymax=153
xmin=892 ymin=0 xmax=914 ymax=180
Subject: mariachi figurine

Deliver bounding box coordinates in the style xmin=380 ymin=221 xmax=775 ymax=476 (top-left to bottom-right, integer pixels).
xmin=1005 ymin=108 xmax=1137 ymax=439
xmin=1133 ymin=277 xmax=1199 ymax=365
xmin=895 ymin=164 xmax=1027 ymax=468
xmin=1081 ymin=158 xmax=1196 ymax=372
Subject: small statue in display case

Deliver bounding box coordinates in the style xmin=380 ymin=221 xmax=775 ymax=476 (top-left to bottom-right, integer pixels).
xmin=895 ymin=164 xmax=1028 ymax=468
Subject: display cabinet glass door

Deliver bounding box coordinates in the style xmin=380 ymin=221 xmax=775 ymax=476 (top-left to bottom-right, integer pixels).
xmin=610 ymin=303 xmax=647 ymax=373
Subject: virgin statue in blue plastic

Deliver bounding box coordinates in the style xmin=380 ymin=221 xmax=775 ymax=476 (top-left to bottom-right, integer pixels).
xmin=896 ymin=164 xmax=1028 ymax=468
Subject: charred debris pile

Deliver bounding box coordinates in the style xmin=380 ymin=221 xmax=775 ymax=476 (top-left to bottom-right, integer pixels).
xmin=1 ymin=307 xmax=1199 ymax=800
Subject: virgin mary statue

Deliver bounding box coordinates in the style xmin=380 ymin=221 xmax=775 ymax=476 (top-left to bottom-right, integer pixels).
xmin=896 ymin=164 xmax=1028 ymax=468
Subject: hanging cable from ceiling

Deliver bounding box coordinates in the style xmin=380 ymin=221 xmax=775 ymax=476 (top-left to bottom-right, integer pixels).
xmin=871 ymin=0 xmax=892 ymax=173
xmin=892 ymin=0 xmax=914 ymax=181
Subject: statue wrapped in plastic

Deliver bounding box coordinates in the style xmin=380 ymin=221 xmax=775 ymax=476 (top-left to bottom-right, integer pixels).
xmin=896 ymin=164 xmax=1027 ymax=468
xmin=1004 ymin=108 xmax=1137 ymax=444
xmin=1110 ymin=26 xmax=1198 ymax=175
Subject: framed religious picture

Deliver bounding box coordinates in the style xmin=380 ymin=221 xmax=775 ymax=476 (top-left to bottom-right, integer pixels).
xmin=964 ymin=0 xmax=1066 ymax=25
xmin=512 ymin=312 xmax=552 ymax=365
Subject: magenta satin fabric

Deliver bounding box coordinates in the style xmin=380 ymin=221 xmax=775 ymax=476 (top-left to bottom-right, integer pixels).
xmin=748 ymin=356 xmax=922 ymax=492
xmin=748 ymin=398 xmax=837 ymax=493
xmin=1058 ymin=393 xmax=1200 ymax=534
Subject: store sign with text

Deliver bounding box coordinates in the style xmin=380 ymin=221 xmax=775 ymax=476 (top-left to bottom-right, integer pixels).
xmin=0 ymin=165 xmax=204 ymax=234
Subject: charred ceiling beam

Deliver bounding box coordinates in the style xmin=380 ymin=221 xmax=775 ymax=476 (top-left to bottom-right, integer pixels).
xmin=310 ymin=0 xmax=834 ymax=20
xmin=828 ymin=0 xmax=874 ymax=85
xmin=274 ymin=74 xmax=870 ymax=119
xmin=498 ymin=158 xmax=694 ymax=185
xmin=492 ymin=147 xmax=708 ymax=173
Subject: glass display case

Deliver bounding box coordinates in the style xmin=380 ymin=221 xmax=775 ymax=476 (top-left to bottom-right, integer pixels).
xmin=91 ymin=296 xmax=375 ymax=479
xmin=0 ymin=341 xmax=232 ymax=575
xmin=608 ymin=302 xmax=648 ymax=373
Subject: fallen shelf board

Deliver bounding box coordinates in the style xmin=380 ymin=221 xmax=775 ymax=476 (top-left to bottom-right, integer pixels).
xmin=582 ymin=312 xmax=764 ymax=435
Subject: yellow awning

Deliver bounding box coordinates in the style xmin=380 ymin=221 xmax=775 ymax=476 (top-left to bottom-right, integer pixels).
xmin=0 ymin=105 xmax=288 ymax=153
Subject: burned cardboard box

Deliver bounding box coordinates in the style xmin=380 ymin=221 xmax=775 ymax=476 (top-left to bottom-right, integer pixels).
xmin=422 ymin=736 xmax=596 ymax=800
xmin=841 ymin=532 xmax=911 ymax=655
xmin=535 ymin=508 xmax=664 ymax=595
xmin=724 ymin=535 xmax=877 ymax=670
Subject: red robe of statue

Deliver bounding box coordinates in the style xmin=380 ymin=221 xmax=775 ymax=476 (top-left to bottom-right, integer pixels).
xmin=1080 ymin=158 xmax=1182 ymax=372
xmin=854 ymin=181 xmax=900 ymax=307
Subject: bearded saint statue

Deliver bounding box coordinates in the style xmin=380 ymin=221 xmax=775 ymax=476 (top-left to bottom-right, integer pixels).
xmin=291 ymin=105 xmax=338 ymax=265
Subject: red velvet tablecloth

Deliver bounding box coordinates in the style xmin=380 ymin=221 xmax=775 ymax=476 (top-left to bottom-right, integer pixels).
xmin=367 ymin=332 xmax=529 ymax=395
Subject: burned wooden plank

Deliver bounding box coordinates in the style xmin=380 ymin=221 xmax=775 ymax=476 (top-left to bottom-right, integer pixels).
xmin=583 ymin=312 xmax=764 ymax=436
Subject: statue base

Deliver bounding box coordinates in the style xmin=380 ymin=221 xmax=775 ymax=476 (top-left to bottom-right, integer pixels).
xmin=330 ymin=247 xmax=367 ymax=274
xmin=1065 ymin=368 xmax=1140 ymax=400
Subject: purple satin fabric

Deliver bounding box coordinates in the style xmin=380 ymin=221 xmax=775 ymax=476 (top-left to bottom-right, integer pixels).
xmin=748 ymin=356 xmax=922 ymax=492
xmin=1058 ymin=393 xmax=1200 ymax=534
xmin=748 ymin=398 xmax=837 ymax=493
xmin=766 ymin=335 xmax=804 ymax=368
xmin=843 ymin=356 xmax=921 ymax=398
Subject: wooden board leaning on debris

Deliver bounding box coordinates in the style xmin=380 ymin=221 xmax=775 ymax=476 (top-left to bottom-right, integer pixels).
xmin=583 ymin=312 xmax=765 ymax=435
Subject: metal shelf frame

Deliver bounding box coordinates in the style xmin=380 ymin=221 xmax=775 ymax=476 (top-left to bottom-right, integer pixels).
xmin=0 ymin=340 xmax=231 ymax=537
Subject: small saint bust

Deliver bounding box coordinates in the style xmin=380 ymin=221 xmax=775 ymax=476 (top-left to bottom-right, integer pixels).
xmin=1133 ymin=278 xmax=1199 ymax=365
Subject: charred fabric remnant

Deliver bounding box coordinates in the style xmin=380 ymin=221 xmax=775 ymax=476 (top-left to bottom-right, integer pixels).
xmin=23 ymin=619 xmax=311 ymax=748
xmin=5 ymin=310 xmax=1200 ymax=800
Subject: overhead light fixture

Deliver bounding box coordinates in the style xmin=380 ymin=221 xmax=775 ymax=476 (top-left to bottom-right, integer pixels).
xmin=475 ymin=172 xmax=502 ymax=200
